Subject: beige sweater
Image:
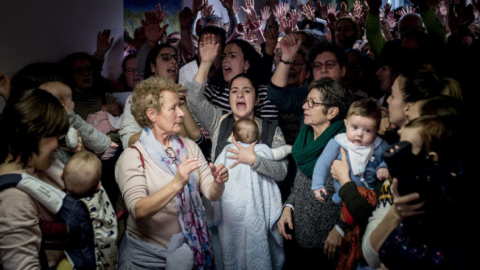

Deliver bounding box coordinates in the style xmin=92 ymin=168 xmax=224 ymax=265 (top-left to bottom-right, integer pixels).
xmin=0 ymin=171 xmax=64 ymax=270
xmin=115 ymin=137 xmax=218 ymax=249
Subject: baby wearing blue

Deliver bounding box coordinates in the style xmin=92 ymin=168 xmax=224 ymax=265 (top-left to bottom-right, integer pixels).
xmin=312 ymin=99 xmax=389 ymax=203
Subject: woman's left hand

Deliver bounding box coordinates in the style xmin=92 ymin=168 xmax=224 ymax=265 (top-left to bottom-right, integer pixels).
xmin=324 ymin=227 xmax=342 ymax=260
xmin=209 ymin=163 xmax=229 ymax=184
xmin=227 ymin=137 xmax=256 ymax=168
xmin=330 ymin=147 xmax=352 ymax=186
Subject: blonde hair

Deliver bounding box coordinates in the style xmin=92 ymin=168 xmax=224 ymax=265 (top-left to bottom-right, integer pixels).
xmin=63 ymin=151 xmax=102 ymax=199
xmin=131 ymin=77 xmax=179 ymax=128
xmin=440 ymin=78 xmax=463 ymax=100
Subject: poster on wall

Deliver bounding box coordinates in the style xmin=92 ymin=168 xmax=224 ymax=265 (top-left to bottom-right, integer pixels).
xmin=124 ymin=0 xmax=182 ymax=41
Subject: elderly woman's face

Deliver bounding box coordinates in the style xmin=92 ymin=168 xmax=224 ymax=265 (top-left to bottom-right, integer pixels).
xmin=153 ymin=91 xmax=185 ymax=135
xmin=152 ymin=47 xmax=179 ymax=80
xmin=302 ymin=88 xmax=329 ymax=127
xmin=229 ymin=77 xmax=258 ymax=121
xmin=72 ymin=58 xmax=93 ymax=92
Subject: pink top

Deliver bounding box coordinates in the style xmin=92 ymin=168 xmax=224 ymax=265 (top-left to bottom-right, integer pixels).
xmin=115 ymin=137 xmax=217 ymax=248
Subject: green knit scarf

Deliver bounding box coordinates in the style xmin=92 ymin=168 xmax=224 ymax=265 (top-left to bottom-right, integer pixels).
xmin=292 ymin=120 xmax=346 ymax=178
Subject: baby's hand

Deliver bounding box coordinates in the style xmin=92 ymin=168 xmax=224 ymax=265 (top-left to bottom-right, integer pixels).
xmin=314 ymin=188 xmax=327 ymax=202
xmin=377 ymin=167 xmax=389 ymax=181
xmin=110 ymin=141 xmax=119 ymax=148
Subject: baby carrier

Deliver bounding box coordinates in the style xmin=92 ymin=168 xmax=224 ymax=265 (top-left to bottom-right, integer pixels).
xmin=0 ymin=172 xmax=117 ymax=270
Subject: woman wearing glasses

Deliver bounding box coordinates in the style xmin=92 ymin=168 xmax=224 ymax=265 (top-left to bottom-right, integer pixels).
xmin=115 ymin=76 xmax=228 ymax=269
xmin=276 ymin=78 xmax=354 ymax=269
xmin=61 ymin=52 xmax=124 ymax=120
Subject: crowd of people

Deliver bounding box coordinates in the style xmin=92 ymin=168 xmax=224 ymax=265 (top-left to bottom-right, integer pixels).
xmin=0 ymin=0 xmax=475 ymax=269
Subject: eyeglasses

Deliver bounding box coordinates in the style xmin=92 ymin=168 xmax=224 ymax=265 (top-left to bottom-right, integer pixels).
xmin=125 ymin=68 xmax=138 ymax=74
xmin=165 ymin=147 xmax=180 ymax=167
xmin=167 ymin=38 xmax=180 ymax=44
xmin=72 ymin=65 xmax=93 ymax=75
xmin=311 ymin=60 xmax=338 ymax=71
xmin=303 ymin=98 xmax=328 ymax=108
xmin=159 ymin=53 xmax=179 ymax=63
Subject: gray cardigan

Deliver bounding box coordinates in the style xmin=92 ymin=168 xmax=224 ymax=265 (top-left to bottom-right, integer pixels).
xmin=185 ymin=79 xmax=288 ymax=182
xmin=285 ymin=167 xmax=344 ymax=249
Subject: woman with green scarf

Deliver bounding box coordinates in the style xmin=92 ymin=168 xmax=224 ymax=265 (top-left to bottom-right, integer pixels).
xmin=276 ymin=78 xmax=353 ymax=269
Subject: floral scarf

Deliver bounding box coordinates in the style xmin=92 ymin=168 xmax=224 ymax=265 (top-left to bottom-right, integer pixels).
xmin=140 ymin=128 xmax=215 ymax=269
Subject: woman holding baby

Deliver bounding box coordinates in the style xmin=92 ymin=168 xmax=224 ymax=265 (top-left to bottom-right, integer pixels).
xmin=185 ymin=33 xmax=288 ymax=269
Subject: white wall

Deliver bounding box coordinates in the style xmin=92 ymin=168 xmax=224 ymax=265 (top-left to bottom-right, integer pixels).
xmin=0 ymin=0 xmax=124 ymax=80
xmin=0 ymin=0 xmax=123 ymax=111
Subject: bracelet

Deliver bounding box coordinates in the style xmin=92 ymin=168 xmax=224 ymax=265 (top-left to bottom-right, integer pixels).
xmin=279 ymin=59 xmax=291 ymax=65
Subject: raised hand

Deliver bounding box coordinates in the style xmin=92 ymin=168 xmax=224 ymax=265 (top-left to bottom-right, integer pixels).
xmin=192 ymin=0 xmax=205 ymax=15
xmin=341 ymin=2 xmax=348 ymax=17
xmin=300 ymin=3 xmax=316 ymax=21
xmin=384 ymin=3 xmax=391 ymax=15
xmin=142 ymin=10 xmax=168 ymax=47
xmin=273 ymin=2 xmax=287 ymax=20
xmin=96 ymin=29 xmax=114 ymax=57
xmin=233 ymin=1 xmax=241 ymax=14
xmin=201 ymin=3 xmax=215 ymax=19
xmin=220 ymin=0 xmax=234 ymax=12
xmin=386 ymin=11 xmax=397 ymax=29
xmin=264 ymin=23 xmax=279 ymax=51
xmin=405 ymin=5 xmax=416 ymax=14
xmin=261 ymin=5 xmax=272 ymax=22
xmin=327 ymin=3 xmax=339 ymax=17
xmin=281 ymin=18 xmax=294 ymax=35
xmin=234 ymin=23 xmax=246 ymax=38
xmin=290 ymin=9 xmax=299 ymax=30
xmin=437 ymin=0 xmax=448 ymax=23
xmin=327 ymin=12 xmax=337 ymax=30
xmin=279 ymin=33 xmax=302 ymax=61
xmin=226 ymin=137 xmax=257 ymax=168
xmin=249 ymin=15 xmax=263 ymax=32
xmin=244 ymin=28 xmax=259 ymax=43
xmin=199 ymin=33 xmax=220 ymax=63
xmin=179 ymin=7 xmax=194 ymax=29
xmin=154 ymin=4 xmax=167 ymax=23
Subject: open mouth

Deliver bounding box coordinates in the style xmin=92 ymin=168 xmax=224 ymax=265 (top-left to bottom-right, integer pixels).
xmin=288 ymin=71 xmax=297 ymax=78
xmin=223 ymin=66 xmax=232 ymax=76
xmin=236 ymin=102 xmax=246 ymax=109
xmin=167 ymin=67 xmax=177 ymax=74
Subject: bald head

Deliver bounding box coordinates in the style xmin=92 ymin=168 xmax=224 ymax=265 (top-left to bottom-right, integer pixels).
xmin=398 ymin=14 xmax=424 ymax=39
xmin=63 ymin=151 xmax=102 ymax=199
xmin=40 ymin=81 xmax=74 ymax=112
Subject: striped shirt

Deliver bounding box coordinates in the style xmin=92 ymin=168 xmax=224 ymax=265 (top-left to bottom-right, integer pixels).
xmin=203 ymin=83 xmax=278 ymax=120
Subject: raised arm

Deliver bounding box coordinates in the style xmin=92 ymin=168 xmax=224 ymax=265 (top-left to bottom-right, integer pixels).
xmin=270 ymin=33 xmax=302 ymax=88
xmin=365 ymin=0 xmax=387 ymax=58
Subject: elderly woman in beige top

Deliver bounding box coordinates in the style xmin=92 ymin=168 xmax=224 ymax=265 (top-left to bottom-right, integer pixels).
xmin=115 ymin=77 xmax=228 ymax=270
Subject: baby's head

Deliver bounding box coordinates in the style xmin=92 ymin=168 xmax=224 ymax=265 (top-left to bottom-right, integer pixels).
xmin=344 ymin=99 xmax=381 ymax=146
xmin=39 ymin=81 xmax=75 ymax=112
xmin=62 ymin=151 xmax=102 ymax=199
xmin=232 ymin=119 xmax=259 ymax=144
